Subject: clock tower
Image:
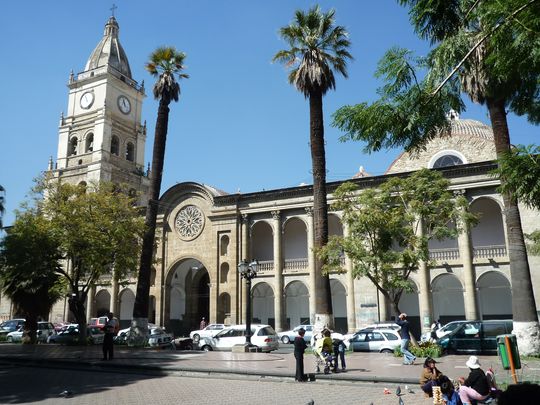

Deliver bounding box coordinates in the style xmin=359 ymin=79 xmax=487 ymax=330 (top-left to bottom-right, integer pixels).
xmin=52 ymin=16 xmax=149 ymax=202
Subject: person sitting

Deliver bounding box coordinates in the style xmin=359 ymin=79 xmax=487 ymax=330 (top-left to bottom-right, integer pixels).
xmin=440 ymin=377 xmax=462 ymax=405
xmin=419 ymin=357 xmax=443 ymax=397
xmin=458 ymin=356 xmax=489 ymax=405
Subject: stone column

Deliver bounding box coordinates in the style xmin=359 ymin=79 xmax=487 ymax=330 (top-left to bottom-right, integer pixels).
xmin=305 ymin=207 xmax=316 ymax=324
xmin=112 ymin=277 xmax=119 ymax=317
xmin=456 ymin=191 xmax=479 ymax=320
xmin=86 ymin=284 xmax=96 ymax=320
xmin=416 ymin=216 xmax=433 ymax=334
xmin=272 ymin=211 xmax=283 ymax=332
xmin=343 ymin=222 xmax=357 ymax=332
xmin=240 ymin=214 xmax=249 ymax=324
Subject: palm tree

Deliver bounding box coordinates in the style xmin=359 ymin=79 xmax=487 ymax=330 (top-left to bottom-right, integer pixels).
xmin=0 ymin=185 xmax=5 ymax=229
xmin=273 ymin=6 xmax=352 ymax=328
xmin=132 ymin=47 xmax=188 ymax=340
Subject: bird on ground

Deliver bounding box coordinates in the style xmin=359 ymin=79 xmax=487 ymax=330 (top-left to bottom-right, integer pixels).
xmin=59 ymin=391 xmax=73 ymax=398
xmin=396 ymin=385 xmax=401 ymax=396
xmin=398 ymin=396 xmax=404 ymax=405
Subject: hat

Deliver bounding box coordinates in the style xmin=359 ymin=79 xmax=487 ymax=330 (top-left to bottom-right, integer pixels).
xmin=466 ymin=355 xmax=481 ymax=369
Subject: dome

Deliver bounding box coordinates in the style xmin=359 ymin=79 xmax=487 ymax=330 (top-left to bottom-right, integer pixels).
xmin=447 ymin=110 xmax=493 ymax=140
xmin=84 ymin=17 xmax=132 ymax=78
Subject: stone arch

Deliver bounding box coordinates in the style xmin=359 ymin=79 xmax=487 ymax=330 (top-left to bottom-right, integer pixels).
xmin=69 ymin=136 xmax=78 ymax=156
xmin=95 ymin=289 xmax=111 ymax=317
xmin=150 ymin=268 xmax=156 ymax=287
xmin=470 ymin=197 xmax=506 ymax=248
xmin=118 ymin=288 xmax=135 ymax=327
xmin=220 ymin=262 xmax=229 ymax=283
xmin=283 ymin=217 xmax=307 ymax=260
xmin=284 ymin=280 xmax=310 ymax=329
xmin=398 ymin=281 xmax=421 ymax=338
xmin=330 ymin=279 xmax=347 ymax=333
xmin=252 ymin=281 xmax=275 ymax=327
xmin=110 ymin=135 xmax=120 ymax=156
xmin=85 ymin=132 xmax=94 ymax=152
xmin=477 ymin=271 xmax=512 ymax=319
xmin=220 ymin=235 xmax=230 ymax=256
xmin=328 ymin=214 xmax=343 ymax=237
xmin=217 ymin=293 xmax=231 ymax=324
xmin=428 ymin=149 xmax=467 ymax=168
xmin=251 ymin=220 xmax=273 ymax=261
xmin=126 ymin=141 xmax=135 ymax=161
xmin=165 ymin=257 xmax=209 ymax=337
xmin=432 ymin=274 xmax=465 ymax=323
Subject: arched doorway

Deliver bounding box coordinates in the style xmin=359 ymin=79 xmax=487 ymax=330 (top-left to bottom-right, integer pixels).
xmin=284 ymin=281 xmax=309 ymax=329
xmin=477 ymin=271 xmax=512 ymax=319
xmin=95 ymin=290 xmax=111 ymax=317
xmin=119 ymin=288 xmax=135 ymax=328
xmin=432 ymin=274 xmax=465 ymax=324
xmin=399 ymin=282 xmax=420 ymax=338
xmin=252 ymin=282 xmax=275 ymax=327
xmin=166 ymin=258 xmax=209 ymax=337
xmin=330 ymin=279 xmax=347 ymax=333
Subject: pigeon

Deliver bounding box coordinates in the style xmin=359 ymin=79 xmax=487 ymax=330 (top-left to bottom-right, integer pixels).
xmin=408 ymin=386 xmax=415 ymax=394
xmin=396 ymin=385 xmax=401 ymax=396
xmin=59 ymin=390 xmax=73 ymax=398
xmin=398 ymin=397 xmax=404 ymax=405
xmin=305 ymin=400 xmax=314 ymax=405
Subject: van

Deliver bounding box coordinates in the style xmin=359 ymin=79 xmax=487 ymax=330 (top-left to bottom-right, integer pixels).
xmin=438 ymin=319 xmax=513 ymax=354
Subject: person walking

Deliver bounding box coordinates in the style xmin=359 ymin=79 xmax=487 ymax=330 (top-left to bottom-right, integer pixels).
xmin=102 ymin=312 xmax=117 ymax=361
xmin=396 ymin=313 xmax=416 ymax=365
xmin=294 ymin=328 xmax=308 ymax=382
xmin=199 ymin=317 xmax=207 ymax=330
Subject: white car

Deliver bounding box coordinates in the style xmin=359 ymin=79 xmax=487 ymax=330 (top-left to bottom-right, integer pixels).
xmin=6 ymin=322 xmax=56 ymax=343
xmin=190 ymin=323 xmax=228 ymax=343
xmin=148 ymin=327 xmax=173 ymax=348
xmin=198 ymin=324 xmax=279 ymax=352
xmin=420 ymin=321 xmax=471 ymax=342
xmin=345 ymin=329 xmax=402 ymax=353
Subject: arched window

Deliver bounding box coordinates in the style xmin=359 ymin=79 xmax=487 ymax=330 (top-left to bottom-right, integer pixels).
xmin=85 ymin=133 xmax=94 ymax=152
xmin=126 ymin=142 xmax=134 ymax=161
xmin=428 ymin=150 xmax=466 ymax=169
xmin=220 ymin=235 xmax=230 ymax=256
xmin=69 ymin=137 xmax=78 ymax=156
xmin=111 ymin=136 xmax=119 ymax=156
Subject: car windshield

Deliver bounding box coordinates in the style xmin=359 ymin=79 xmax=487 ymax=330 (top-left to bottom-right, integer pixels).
xmin=257 ymin=327 xmax=276 ymax=336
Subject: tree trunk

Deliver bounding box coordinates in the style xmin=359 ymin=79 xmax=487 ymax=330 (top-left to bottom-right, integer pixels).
xmin=68 ymin=289 xmax=88 ymax=344
xmin=132 ymin=99 xmax=170 ymax=344
xmin=487 ymin=97 xmax=540 ymax=355
xmin=309 ymin=90 xmax=333 ymax=329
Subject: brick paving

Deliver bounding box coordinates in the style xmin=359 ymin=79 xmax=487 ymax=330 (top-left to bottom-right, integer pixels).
xmin=1 ymin=344 xmax=539 ymax=404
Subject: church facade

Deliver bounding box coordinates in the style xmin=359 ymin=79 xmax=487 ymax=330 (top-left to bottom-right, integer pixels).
xmin=1 ymin=17 xmax=539 ymax=339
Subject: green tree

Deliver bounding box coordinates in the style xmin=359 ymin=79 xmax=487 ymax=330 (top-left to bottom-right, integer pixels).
xmin=132 ymin=47 xmax=188 ymax=342
xmin=0 ymin=185 xmax=5 ymax=229
xmin=273 ymin=5 xmax=352 ymax=328
xmin=0 ymin=211 xmax=64 ymax=343
xmin=40 ymin=179 xmax=145 ymax=341
xmin=319 ymin=169 xmax=472 ymax=318
xmin=333 ymin=0 xmax=540 ymax=355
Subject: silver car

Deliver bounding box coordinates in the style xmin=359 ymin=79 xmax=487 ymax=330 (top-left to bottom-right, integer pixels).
xmin=199 ymin=324 xmax=279 ymax=352
xmin=278 ymin=324 xmax=314 ymax=344
xmin=6 ymin=322 xmax=56 ymax=343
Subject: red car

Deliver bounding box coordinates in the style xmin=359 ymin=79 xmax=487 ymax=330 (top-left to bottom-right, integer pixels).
xmin=89 ymin=317 xmax=108 ymax=330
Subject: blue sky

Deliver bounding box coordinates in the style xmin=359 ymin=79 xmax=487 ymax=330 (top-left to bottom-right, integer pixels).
xmin=1 ymin=0 xmax=537 ymax=227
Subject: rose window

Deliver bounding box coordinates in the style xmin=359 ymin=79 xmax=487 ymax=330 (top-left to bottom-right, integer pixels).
xmin=175 ymin=205 xmax=205 ymax=240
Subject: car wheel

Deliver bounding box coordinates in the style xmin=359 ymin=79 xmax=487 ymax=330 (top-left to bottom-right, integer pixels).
xmin=6 ymin=336 xmax=13 ymax=343
xmin=201 ymin=345 xmax=212 ymax=352
xmin=281 ymin=336 xmax=290 ymax=344
xmin=185 ymin=342 xmax=194 ymax=351
xmin=380 ymin=348 xmax=393 ymax=354
xmin=193 ymin=334 xmax=200 ymax=343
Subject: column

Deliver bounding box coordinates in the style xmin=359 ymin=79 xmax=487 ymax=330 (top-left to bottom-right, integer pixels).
xmin=305 ymin=207 xmax=316 ymax=324
xmin=272 ymin=210 xmax=283 ymax=332
xmin=112 ymin=277 xmax=119 ymax=317
xmin=86 ymin=284 xmax=96 ymax=320
xmin=343 ymin=222 xmax=357 ymax=332
xmin=240 ymin=214 xmax=249 ymax=324
xmin=456 ymin=191 xmax=479 ymax=320
xmin=416 ymin=216 xmax=433 ymax=334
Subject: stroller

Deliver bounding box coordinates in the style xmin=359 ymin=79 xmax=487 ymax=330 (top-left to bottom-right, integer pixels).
xmin=313 ymin=332 xmax=336 ymax=374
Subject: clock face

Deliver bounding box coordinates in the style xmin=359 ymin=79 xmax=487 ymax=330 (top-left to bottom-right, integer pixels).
xmin=80 ymin=92 xmax=94 ymax=109
xmin=117 ymin=95 xmax=131 ymax=114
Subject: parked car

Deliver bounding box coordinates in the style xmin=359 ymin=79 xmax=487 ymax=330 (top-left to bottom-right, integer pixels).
xmin=89 ymin=316 xmax=110 ymax=331
xmin=198 ymin=324 xmax=279 ymax=352
xmin=343 ymin=322 xmax=401 ymax=341
xmin=420 ymin=320 xmax=469 ymax=342
xmin=278 ymin=324 xmax=314 ymax=344
xmin=114 ymin=324 xmax=163 ymax=345
xmin=47 ymin=324 xmax=104 ymax=345
xmin=6 ymin=321 xmax=56 ymax=343
xmin=189 ymin=323 xmax=228 ymax=343
xmin=438 ymin=319 xmax=512 ymax=355
xmin=148 ymin=327 xmax=174 ymax=348
xmin=0 ymin=319 xmax=26 ymax=335
xmin=345 ymin=329 xmax=402 ymax=353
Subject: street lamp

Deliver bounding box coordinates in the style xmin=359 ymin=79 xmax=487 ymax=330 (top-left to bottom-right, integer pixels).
xmin=238 ymin=259 xmax=259 ymax=346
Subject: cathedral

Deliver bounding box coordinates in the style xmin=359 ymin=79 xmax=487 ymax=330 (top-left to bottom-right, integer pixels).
xmin=1 ymin=16 xmax=539 ymax=339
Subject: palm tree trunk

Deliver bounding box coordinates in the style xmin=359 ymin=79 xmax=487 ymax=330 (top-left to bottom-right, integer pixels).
xmin=309 ymin=90 xmax=333 ymax=328
xmin=487 ymin=97 xmax=540 ymax=355
xmin=132 ymin=99 xmax=170 ymax=343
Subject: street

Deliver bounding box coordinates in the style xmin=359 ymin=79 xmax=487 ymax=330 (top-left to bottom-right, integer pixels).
xmin=0 ymin=363 xmax=428 ymax=405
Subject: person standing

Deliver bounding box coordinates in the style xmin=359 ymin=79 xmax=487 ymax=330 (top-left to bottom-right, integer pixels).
xmin=102 ymin=312 xmax=117 ymax=361
xmin=396 ymin=313 xmax=416 ymax=365
xmin=333 ymin=337 xmax=347 ymax=372
xmin=199 ymin=317 xmax=207 ymax=330
xmin=294 ymin=328 xmax=308 ymax=382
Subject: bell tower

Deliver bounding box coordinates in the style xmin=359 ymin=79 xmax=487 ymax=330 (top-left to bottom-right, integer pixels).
xmin=52 ymin=16 xmax=149 ymax=201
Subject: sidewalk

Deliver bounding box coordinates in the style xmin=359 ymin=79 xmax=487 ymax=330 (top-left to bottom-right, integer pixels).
xmin=1 ymin=344 xmax=539 ymax=386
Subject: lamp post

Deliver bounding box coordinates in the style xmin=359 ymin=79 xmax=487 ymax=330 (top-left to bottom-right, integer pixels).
xmin=238 ymin=259 xmax=259 ymax=346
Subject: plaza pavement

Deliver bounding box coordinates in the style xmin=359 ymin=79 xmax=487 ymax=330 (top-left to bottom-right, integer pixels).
xmin=1 ymin=343 xmax=538 ymax=388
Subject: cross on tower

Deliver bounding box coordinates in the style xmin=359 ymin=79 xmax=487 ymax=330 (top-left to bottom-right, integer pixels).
xmin=110 ymin=3 xmax=117 ymax=17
